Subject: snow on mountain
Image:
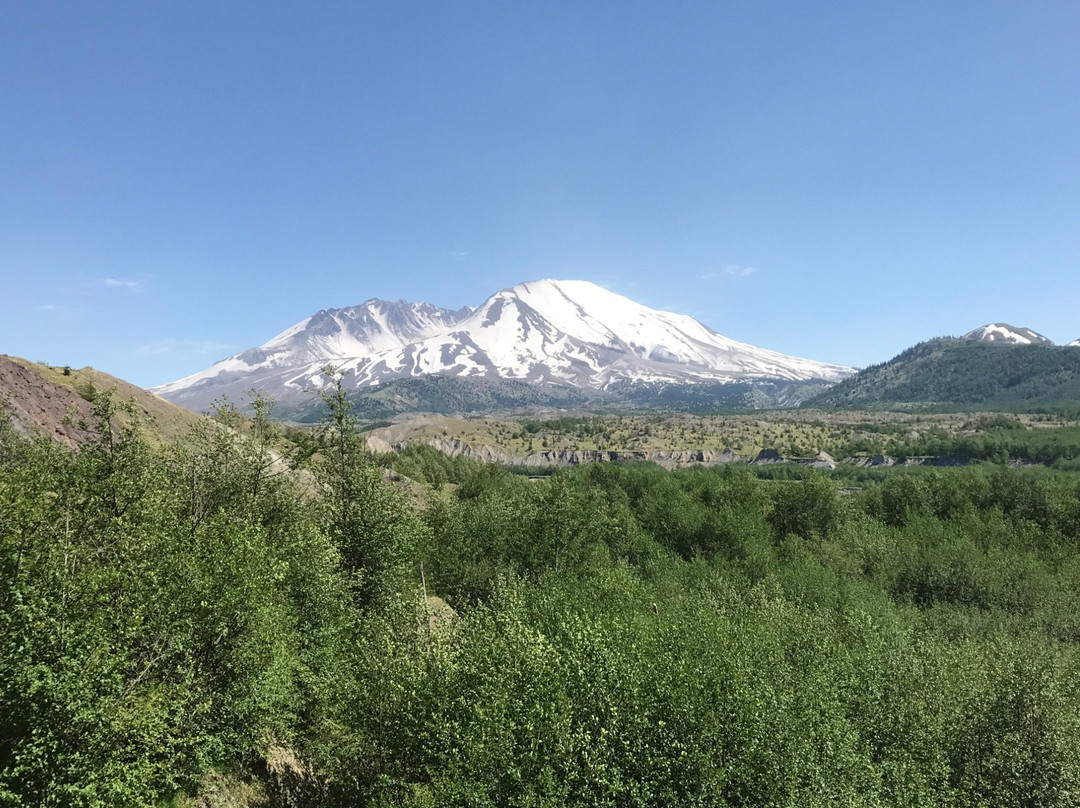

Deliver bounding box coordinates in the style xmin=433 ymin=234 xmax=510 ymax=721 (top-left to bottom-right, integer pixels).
xmin=152 ymin=299 xmax=470 ymax=397
xmin=152 ymin=280 xmax=853 ymax=412
xmin=1068 ymin=339 xmax=1080 ymax=347
xmin=961 ymin=323 xmax=1054 ymax=345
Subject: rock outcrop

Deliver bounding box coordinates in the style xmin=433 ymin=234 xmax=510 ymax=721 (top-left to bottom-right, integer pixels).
xmin=752 ymin=448 xmax=785 ymax=464
xmin=373 ymin=435 xmax=751 ymax=470
xmin=366 ymin=428 xmax=972 ymax=473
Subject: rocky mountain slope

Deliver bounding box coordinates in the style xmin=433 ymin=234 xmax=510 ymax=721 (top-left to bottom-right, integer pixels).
xmin=153 ymin=279 xmax=853 ymax=416
xmin=0 ymin=355 xmax=204 ymax=448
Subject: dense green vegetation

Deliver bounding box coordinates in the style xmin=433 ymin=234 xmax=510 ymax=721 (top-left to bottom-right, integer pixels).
xmin=5 ymin=388 xmax=1080 ymax=806
xmin=808 ymin=338 xmax=1080 ymax=412
xmin=832 ymin=419 xmax=1080 ymax=468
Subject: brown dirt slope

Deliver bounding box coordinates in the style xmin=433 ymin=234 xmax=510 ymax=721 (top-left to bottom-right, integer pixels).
xmin=0 ymin=355 xmax=205 ymax=449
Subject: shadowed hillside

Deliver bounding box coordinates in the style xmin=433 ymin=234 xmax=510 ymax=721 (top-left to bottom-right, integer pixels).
xmin=806 ymin=339 xmax=1080 ymax=412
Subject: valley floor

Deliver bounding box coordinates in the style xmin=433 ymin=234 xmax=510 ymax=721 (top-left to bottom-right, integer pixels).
xmin=360 ymin=408 xmax=1080 ymax=470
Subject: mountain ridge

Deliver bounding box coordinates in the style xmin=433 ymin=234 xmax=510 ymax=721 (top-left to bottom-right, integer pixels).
xmin=153 ymin=279 xmax=853 ymax=416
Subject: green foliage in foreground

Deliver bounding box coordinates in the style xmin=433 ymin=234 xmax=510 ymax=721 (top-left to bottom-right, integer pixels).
xmin=5 ymin=389 xmax=1080 ymax=806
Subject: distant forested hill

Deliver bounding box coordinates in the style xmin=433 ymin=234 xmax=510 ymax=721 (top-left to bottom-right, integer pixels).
xmin=275 ymin=375 xmax=832 ymax=422
xmin=806 ymin=339 xmax=1080 ymax=411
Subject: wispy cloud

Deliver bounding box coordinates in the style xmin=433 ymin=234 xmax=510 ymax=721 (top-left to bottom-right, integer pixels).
xmin=450 ymin=250 xmax=469 ymax=260
xmin=703 ymin=264 xmax=758 ymax=280
xmin=136 ymin=339 xmax=235 ymax=358
xmin=100 ymin=277 xmax=148 ymax=290
xmin=38 ymin=303 xmax=86 ymax=314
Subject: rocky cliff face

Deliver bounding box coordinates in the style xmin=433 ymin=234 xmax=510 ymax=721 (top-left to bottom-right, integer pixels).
xmin=370 ymin=435 xmax=751 ymax=470
xmin=364 ymin=429 xmax=855 ymax=471
xmin=368 ymin=434 xmax=833 ymax=471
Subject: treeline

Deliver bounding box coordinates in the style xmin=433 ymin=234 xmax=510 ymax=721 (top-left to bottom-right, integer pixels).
xmin=833 ymin=420 xmax=1080 ymax=467
xmin=281 ymin=376 xmax=592 ymax=423
xmin=4 ymin=390 xmax=1080 ymax=805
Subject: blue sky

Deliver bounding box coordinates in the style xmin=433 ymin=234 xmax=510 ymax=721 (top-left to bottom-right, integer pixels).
xmin=3 ymin=1 xmax=1079 ymax=387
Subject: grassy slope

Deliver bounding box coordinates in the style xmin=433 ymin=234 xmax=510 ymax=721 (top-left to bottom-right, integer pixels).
xmin=10 ymin=357 xmax=206 ymax=447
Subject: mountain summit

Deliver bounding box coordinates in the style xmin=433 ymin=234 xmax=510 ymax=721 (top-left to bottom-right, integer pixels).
xmin=962 ymin=323 xmax=1054 ymax=345
xmin=153 ymin=280 xmax=853 ymax=414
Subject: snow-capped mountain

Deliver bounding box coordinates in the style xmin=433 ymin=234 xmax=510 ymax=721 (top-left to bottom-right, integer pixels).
xmin=192 ymin=298 xmax=472 ymax=380
xmin=1068 ymin=339 xmax=1080 ymax=348
xmin=153 ymin=280 xmax=853 ymax=413
xmin=962 ymin=323 xmax=1054 ymax=345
